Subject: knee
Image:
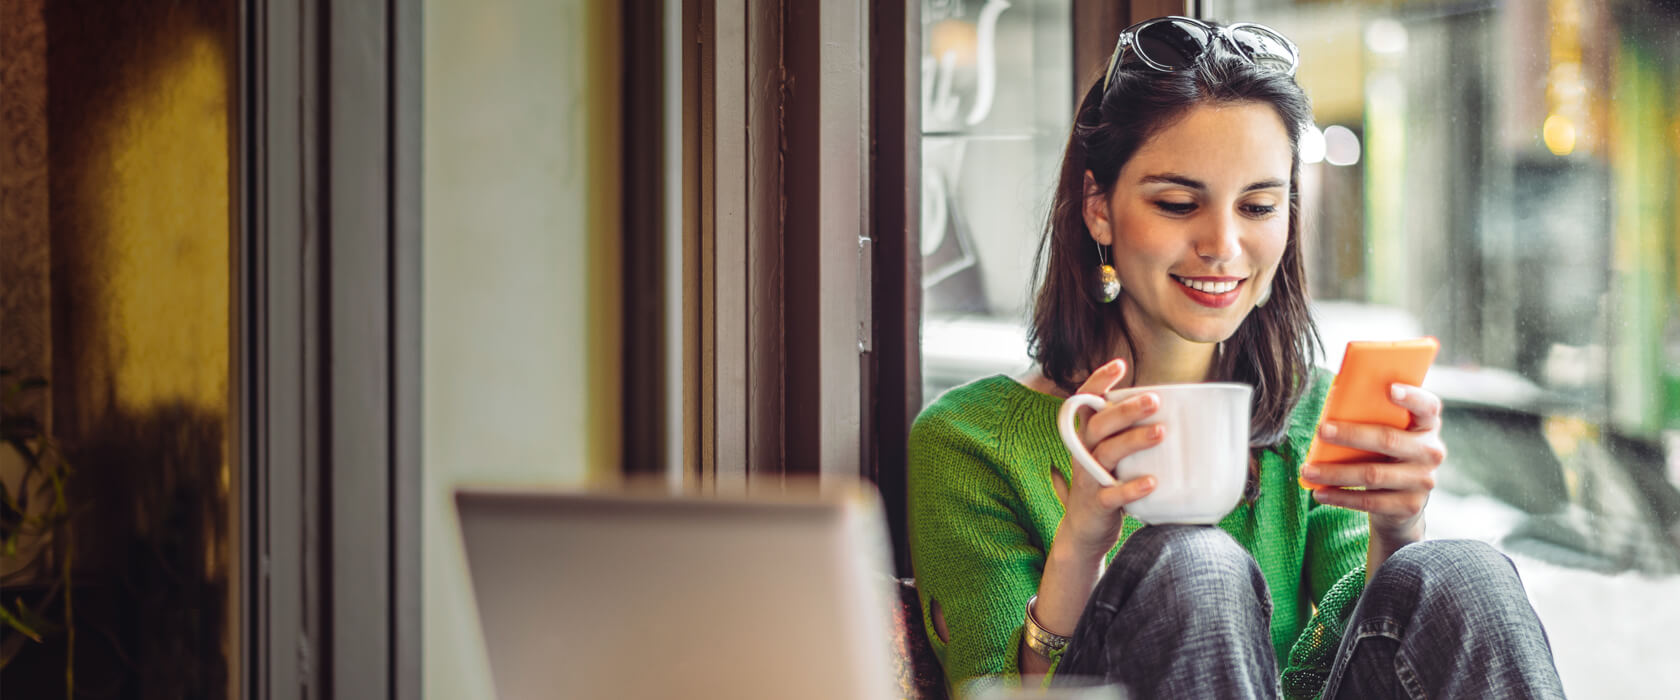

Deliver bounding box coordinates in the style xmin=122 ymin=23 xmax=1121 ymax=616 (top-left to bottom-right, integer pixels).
xmin=1364 ymin=540 xmax=1555 ymax=669
xmin=1379 ymin=540 xmax=1519 ymax=588
xmin=1126 ymin=524 xmax=1253 ymax=573
xmin=1105 ymin=525 xmax=1266 ymax=612
xmin=1370 ymin=540 xmax=1528 ymax=612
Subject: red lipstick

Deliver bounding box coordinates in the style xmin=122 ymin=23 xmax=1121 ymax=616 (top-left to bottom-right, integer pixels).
xmin=1173 ymin=276 xmax=1244 ymax=309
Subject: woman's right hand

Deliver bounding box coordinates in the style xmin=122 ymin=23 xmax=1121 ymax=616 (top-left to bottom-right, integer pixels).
xmin=1060 ymin=359 xmax=1165 ymax=559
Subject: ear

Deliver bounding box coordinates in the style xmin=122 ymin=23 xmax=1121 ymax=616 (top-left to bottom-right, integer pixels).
xmin=1081 ymin=170 xmax=1113 ymax=246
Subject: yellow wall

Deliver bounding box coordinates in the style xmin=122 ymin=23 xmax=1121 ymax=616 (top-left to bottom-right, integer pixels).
xmin=420 ymin=0 xmax=622 ymax=696
xmin=94 ymin=33 xmax=231 ymax=414
xmin=50 ymin=6 xmax=230 ymax=434
xmin=41 ymin=1 xmax=235 ymax=695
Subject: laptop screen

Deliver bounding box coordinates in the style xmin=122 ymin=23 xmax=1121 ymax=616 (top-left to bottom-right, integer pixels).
xmin=455 ymin=486 xmax=897 ymax=700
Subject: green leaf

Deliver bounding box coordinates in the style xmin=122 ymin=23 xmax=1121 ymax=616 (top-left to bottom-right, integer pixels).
xmin=0 ymin=603 xmax=43 ymax=642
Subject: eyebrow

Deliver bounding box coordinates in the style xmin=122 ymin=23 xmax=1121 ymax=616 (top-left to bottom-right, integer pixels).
xmin=1138 ymin=173 xmax=1288 ymax=192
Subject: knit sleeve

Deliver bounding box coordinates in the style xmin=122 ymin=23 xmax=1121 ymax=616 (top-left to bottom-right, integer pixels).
xmin=907 ymin=403 xmax=1043 ymax=695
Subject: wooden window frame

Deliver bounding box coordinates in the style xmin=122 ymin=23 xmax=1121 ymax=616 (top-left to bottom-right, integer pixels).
xmin=1075 ymin=0 xmax=1197 ymax=101
xmin=622 ymin=3 xmax=669 ymax=476
xmin=681 ymin=0 xmax=872 ymax=487
xmin=236 ymin=0 xmax=420 ymax=697
xmin=868 ymin=0 xmax=920 ymax=574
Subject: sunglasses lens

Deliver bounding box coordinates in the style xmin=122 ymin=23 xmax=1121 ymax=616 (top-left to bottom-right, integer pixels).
xmin=1228 ymin=26 xmax=1297 ymax=73
xmin=1135 ymin=19 xmax=1211 ymax=70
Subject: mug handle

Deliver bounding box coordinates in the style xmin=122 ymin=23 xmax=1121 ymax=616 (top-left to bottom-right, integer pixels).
xmin=1057 ymin=394 xmax=1116 ymax=487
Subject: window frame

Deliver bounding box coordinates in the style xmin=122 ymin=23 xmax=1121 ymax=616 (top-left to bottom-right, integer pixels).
xmin=236 ymin=0 xmax=421 ymax=696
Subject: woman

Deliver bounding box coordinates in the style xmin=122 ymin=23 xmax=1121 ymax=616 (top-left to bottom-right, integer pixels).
xmin=907 ymin=17 xmax=1565 ymax=699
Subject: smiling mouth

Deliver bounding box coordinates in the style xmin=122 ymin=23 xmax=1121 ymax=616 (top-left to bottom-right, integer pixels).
xmin=1171 ymin=275 xmax=1244 ymax=294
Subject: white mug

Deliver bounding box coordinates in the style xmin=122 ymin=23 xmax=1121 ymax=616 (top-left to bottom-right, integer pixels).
xmin=1056 ymin=383 xmax=1252 ymax=525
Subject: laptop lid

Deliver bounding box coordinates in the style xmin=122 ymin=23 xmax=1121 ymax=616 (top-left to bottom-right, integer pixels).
xmin=455 ymin=485 xmax=897 ymax=700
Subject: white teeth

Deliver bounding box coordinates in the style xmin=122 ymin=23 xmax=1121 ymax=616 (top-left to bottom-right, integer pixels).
xmin=1175 ymin=276 xmax=1239 ymax=294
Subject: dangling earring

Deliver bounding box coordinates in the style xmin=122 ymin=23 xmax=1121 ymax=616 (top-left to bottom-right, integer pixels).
xmin=1255 ymin=279 xmax=1272 ymax=308
xmin=1097 ymin=242 xmax=1120 ymax=303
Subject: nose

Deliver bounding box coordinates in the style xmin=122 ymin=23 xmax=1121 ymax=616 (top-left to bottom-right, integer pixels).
xmin=1195 ymin=210 xmax=1242 ymax=264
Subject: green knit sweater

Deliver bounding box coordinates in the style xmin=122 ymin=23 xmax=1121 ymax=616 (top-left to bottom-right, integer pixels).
xmin=907 ymin=372 xmax=1369 ymax=699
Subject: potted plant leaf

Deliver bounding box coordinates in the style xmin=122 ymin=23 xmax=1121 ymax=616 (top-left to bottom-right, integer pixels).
xmin=0 ymin=367 xmax=74 ymax=688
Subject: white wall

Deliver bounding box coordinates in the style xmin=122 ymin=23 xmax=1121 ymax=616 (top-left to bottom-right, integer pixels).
xmin=421 ymin=0 xmax=620 ymax=696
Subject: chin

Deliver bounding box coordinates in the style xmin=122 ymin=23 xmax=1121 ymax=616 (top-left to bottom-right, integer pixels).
xmin=1173 ymin=318 xmax=1246 ymax=345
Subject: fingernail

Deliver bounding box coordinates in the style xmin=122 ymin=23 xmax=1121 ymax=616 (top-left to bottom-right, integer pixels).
xmin=1301 ymin=465 xmax=1321 ymax=480
xmin=1390 ymin=384 xmax=1406 ymax=401
xmin=1311 ymin=489 xmax=1327 ymax=503
xmin=1140 ymin=393 xmax=1159 ymax=410
xmin=1320 ymin=423 xmax=1337 ymax=439
xmin=1107 ymin=359 xmax=1125 ymax=374
xmin=1151 ymin=425 xmax=1165 ymax=439
xmin=1141 ymin=476 xmax=1157 ymax=491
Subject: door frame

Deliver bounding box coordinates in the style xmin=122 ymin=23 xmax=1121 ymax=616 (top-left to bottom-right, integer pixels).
xmin=236 ymin=0 xmax=421 ymax=697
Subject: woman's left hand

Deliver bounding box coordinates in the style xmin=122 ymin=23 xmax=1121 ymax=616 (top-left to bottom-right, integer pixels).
xmin=1300 ymin=383 xmax=1447 ymax=547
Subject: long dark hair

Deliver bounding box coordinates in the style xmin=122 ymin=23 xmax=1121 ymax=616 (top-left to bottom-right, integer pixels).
xmin=1028 ymin=37 xmax=1320 ymax=450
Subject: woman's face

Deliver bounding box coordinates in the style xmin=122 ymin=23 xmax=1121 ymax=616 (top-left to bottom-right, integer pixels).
xmin=1084 ymin=100 xmax=1293 ymax=347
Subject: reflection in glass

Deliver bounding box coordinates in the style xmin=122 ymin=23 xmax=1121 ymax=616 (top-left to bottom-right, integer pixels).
xmin=920 ymin=0 xmax=1071 ymax=401
xmin=0 ymin=0 xmax=237 ymax=696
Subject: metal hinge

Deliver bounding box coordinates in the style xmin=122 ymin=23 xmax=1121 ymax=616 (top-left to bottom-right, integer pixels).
xmin=857 ymin=235 xmax=873 ymax=353
xmin=298 ymin=636 xmax=312 ymax=684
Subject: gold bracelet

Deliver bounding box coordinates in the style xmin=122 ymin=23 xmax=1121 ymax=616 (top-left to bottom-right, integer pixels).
xmin=1023 ymin=595 xmax=1071 ymax=659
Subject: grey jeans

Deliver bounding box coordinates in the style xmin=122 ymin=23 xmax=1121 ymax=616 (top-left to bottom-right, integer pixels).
xmin=1053 ymin=525 xmax=1566 ymax=699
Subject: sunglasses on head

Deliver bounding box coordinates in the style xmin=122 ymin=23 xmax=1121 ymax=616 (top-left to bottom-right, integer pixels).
xmin=1103 ymin=16 xmax=1300 ymax=92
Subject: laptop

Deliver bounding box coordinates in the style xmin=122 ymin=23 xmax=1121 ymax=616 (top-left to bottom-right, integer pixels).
xmin=455 ymin=484 xmax=898 ymax=700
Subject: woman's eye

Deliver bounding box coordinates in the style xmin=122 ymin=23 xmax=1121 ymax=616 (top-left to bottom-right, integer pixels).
xmin=1154 ymin=201 xmax=1196 ymax=215
xmin=1242 ymin=204 xmax=1278 ymax=217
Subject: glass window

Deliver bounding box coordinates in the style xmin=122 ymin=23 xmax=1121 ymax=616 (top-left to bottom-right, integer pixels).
xmin=919 ymin=0 xmax=1071 ymax=402
xmin=1205 ymin=1 xmax=1680 ymax=694
xmin=1 ymin=2 xmax=238 ymax=695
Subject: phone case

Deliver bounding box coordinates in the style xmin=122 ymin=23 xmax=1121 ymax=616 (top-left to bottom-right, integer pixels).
xmin=1301 ymin=337 xmax=1440 ymax=488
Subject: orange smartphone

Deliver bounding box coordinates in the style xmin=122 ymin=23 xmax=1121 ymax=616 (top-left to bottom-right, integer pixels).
xmin=1301 ymin=337 xmax=1440 ymax=488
